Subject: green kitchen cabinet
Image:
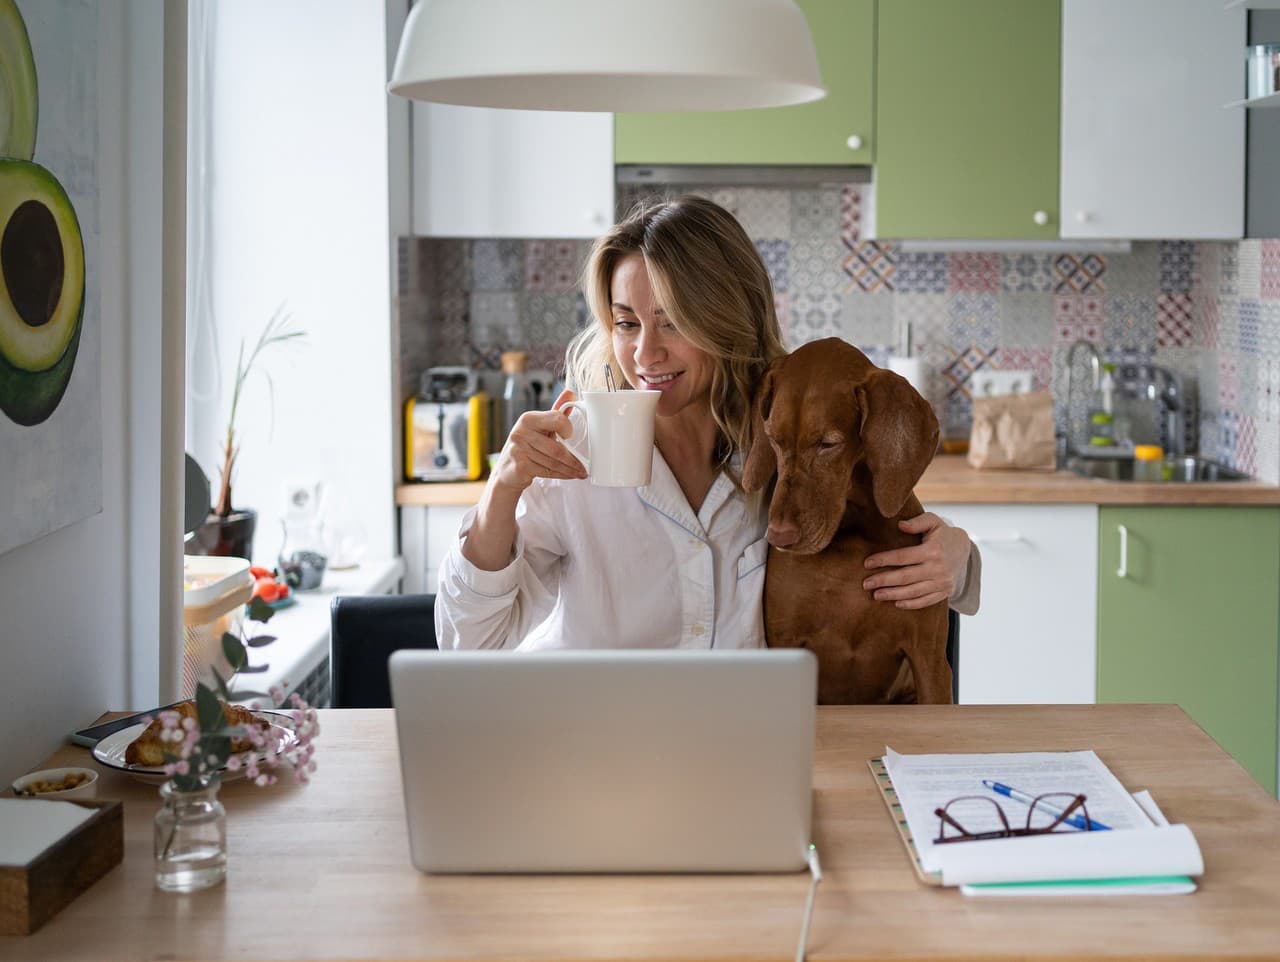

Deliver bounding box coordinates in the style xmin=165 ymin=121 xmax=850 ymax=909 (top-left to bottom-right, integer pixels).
xmin=614 ymin=0 xmax=874 ymax=166
xmin=1096 ymin=507 xmax=1280 ymax=794
xmin=874 ymin=0 xmax=1061 ymax=239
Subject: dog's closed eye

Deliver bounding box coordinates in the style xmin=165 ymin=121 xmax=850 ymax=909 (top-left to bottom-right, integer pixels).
xmin=816 ymin=434 xmax=844 ymax=452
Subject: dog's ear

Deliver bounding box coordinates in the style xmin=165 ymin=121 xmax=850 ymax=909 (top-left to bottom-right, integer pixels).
xmin=855 ymin=370 xmax=939 ymax=517
xmin=742 ymin=368 xmax=778 ymax=493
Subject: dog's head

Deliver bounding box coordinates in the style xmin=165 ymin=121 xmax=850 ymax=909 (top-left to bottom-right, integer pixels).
xmin=742 ymin=338 xmax=939 ymax=554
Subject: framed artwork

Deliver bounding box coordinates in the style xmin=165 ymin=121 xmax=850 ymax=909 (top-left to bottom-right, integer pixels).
xmin=0 ymin=0 xmax=101 ymax=555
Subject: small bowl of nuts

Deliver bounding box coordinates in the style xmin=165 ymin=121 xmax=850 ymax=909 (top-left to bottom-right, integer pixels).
xmin=11 ymin=767 xmax=99 ymax=800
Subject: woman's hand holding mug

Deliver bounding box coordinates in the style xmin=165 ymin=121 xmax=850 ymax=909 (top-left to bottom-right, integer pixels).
xmin=490 ymin=389 xmax=589 ymax=492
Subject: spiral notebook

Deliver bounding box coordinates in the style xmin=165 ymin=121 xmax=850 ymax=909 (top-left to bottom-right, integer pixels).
xmin=869 ymin=750 xmax=1200 ymax=896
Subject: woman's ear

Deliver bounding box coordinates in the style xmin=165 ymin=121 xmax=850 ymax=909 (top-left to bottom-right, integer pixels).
xmin=855 ymin=370 xmax=939 ymax=517
xmin=742 ymin=369 xmax=777 ymax=493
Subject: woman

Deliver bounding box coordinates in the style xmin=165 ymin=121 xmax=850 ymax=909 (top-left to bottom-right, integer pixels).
xmin=437 ymin=195 xmax=979 ymax=651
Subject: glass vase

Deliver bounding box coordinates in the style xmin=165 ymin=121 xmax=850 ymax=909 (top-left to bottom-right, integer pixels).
xmin=279 ymin=517 xmax=328 ymax=591
xmin=154 ymin=777 xmax=227 ymax=892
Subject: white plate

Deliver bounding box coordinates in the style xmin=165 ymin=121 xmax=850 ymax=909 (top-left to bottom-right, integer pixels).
xmin=92 ymin=711 xmax=298 ymax=785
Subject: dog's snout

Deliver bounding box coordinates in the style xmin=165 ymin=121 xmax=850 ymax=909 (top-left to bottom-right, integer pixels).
xmin=766 ymin=521 xmax=801 ymax=549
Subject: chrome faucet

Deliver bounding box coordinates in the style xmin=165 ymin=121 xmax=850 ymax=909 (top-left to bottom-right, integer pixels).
xmin=1154 ymin=366 xmax=1188 ymax=458
xmin=1064 ymin=339 xmax=1102 ymax=459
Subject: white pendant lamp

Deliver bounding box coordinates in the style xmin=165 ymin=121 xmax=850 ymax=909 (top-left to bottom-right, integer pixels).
xmin=388 ymin=0 xmax=826 ymax=112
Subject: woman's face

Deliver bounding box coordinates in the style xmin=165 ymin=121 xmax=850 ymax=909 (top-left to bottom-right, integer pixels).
xmin=609 ymin=254 xmax=713 ymax=418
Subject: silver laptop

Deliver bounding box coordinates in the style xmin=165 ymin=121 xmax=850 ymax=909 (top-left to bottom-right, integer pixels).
xmin=389 ymin=649 xmax=817 ymax=873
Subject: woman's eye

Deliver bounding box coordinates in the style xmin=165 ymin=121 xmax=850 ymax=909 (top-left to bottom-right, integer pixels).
xmin=614 ymin=319 xmax=638 ymax=331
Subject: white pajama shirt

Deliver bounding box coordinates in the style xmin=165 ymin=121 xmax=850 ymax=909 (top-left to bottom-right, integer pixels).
xmin=436 ymin=451 xmax=981 ymax=651
xmin=437 ymin=450 xmax=769 ymax=650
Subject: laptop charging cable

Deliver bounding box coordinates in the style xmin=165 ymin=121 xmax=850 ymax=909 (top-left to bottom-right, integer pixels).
xmin=795 ymin=843 xmax=823 ymax=962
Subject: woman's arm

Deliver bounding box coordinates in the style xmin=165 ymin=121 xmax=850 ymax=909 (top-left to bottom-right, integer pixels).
xmin=462 ymin=390 xmax=586 ymax=571
xmin=861 ymin=512 xmax=982 ymax=614
xmin=437 ymin=390 xmax=587 ymax=649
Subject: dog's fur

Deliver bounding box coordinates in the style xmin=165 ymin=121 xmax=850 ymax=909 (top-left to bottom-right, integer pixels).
xmin=742 ymin=338 xmax=952 ymax=705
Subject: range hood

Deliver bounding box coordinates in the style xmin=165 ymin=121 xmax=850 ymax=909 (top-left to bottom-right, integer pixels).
xmin=616 ymin=164 xmax=872 ymax=187
xmin=615 ymin=166 xmax=1132 ymax=253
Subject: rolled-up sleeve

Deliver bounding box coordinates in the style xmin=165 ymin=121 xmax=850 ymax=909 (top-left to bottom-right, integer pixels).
xmin=948 ymin=541 xmax=982 ymax=617
xmin=435 ymin=482 xmax=569 ymax=649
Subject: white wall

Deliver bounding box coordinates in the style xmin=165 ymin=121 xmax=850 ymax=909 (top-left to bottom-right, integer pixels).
xmin=0 ymin=1 xmax=182 ymax=781
xmin=185 ymin=0 xmax=398 ymax=571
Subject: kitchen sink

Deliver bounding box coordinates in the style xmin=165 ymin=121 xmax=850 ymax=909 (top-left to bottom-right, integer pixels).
xmin=1065 ymin=455 xmax=1250 ymax=483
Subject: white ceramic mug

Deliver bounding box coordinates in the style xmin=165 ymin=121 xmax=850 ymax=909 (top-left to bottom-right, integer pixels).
xmin=559 ymin=390 xmax=661 ymax=486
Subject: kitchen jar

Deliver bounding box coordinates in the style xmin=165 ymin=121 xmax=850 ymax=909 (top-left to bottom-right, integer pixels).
xmin=1133 ymin=445 xmax=1164 ymax=483
xmin=1247 ymin=43 xmax=1280 ymax=100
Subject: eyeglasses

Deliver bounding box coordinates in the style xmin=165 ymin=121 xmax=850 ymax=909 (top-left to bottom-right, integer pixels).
xmin=933 ymin=793 xmax=1096 ymax=845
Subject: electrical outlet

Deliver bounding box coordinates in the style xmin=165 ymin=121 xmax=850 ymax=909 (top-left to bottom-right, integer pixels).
xmin=970 ymin=369 xmax=1035 ymax=398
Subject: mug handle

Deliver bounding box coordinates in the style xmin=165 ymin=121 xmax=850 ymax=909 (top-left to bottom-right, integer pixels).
xmin=556 ymin=401 xmax=589 ymax=471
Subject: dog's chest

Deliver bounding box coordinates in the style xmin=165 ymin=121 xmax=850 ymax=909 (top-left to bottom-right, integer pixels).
xmin=762 ymin=534 xmax=876 ymax=603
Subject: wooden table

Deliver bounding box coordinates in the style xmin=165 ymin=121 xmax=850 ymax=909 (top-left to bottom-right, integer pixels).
xmin=4 ymin=705 xmax=1279 ymax=961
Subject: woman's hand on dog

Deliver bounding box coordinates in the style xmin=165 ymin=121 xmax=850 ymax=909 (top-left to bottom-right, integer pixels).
xmin=862 ymin=512 xmax=972 ymax=609
xmin=489 ymin=389 xmax=590 ymax=493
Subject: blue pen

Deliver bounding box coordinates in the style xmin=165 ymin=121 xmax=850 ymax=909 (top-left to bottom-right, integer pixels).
xmin=981 ymin=780 xmax=1112 ymax=832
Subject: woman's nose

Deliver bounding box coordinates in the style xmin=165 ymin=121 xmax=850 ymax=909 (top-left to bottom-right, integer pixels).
xmin=635 ymin=326 xmax=666 ymax=366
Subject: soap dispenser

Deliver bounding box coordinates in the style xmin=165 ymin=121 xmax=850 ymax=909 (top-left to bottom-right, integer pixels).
xmin=1088 ymin=363 xmax=1116 ymax=447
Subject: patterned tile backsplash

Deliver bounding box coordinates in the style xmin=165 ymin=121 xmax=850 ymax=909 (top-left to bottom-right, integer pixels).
xmin=396 ymin=184 xmax=1280 ymax=483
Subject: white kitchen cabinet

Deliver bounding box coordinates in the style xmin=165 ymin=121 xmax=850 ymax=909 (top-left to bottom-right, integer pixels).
xmin=929 ymin=504 xmax=1098 ymax=705
xmin=1060 ymin=0 xmax=1244 ymax=239
xmin=399 ymin=503 xmax=470 ymax=594
xmin=412 ymin=104 xmax=614 ymax=238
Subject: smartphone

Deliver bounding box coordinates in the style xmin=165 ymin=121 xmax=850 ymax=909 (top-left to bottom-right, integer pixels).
xmin=68 ymin=701 xmax=186 ymax=748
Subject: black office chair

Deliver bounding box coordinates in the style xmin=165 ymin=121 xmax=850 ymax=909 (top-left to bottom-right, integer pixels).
xmin=329 ymin=594 xmax=959 ymax=708
xmin=330 ymin=593 xmax=437 ymax=708
xmin=946 ymin=607 xmax=960 ymax=704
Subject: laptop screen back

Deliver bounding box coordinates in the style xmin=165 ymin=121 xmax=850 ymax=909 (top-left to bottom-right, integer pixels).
xmin=389 ymin=648 xmax=817 ymax=873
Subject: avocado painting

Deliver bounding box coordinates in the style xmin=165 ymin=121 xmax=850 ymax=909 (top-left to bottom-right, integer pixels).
xmin=0 ymin=0 xmax=101 ymax=556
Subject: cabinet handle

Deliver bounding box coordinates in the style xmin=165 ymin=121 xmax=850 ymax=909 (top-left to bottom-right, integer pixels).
xmin=1075 ymin=210 xmax=1090 ymax=224
xmin=584 ymin=209 xmax=604 ymax=225
xmin=972 ymin=532 xmax=1026 ymax=546
xmin=846 ymin=134 xmax=864 ymax=151
xmin=1033 ymin=210 xmax=1049 ymax=226
xmin=1116 ymin=524 xmax=1128 ymax=578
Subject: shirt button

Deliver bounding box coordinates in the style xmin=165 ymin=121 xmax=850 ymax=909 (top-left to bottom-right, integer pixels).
xmin=691 ymin=624 xmax=705 ymax=636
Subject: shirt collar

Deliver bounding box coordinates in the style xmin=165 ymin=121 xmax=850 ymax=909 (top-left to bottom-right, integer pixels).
xmin=638 ymin=448 xmax=742 ymax=540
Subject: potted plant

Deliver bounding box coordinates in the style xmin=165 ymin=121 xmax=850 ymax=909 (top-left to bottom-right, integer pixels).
xmin=189 ymin=308 xmax=305 ymax=560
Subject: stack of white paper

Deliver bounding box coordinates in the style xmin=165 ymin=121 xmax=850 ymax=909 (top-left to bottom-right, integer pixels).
xmin=883 ymin=747 xmax=1203 ymax=895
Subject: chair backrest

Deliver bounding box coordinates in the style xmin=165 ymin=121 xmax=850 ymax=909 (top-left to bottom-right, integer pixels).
xmin=328 ymin=593 xmax=958 ymax=706
xmin=330 ymin=593 xmax=437 ymax=708
xmin=946 ymin=607 xmax=960 ymax=704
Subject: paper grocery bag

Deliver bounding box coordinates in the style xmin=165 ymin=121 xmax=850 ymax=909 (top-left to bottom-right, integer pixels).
xmin=967 ymin=391 xmax=1056 ymax=470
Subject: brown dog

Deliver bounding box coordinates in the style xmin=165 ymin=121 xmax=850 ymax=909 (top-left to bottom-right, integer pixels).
xmin=742 ymin=338 xmax=952 ymax=705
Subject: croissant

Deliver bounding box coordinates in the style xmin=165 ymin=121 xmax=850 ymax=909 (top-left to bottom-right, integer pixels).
xmin=125 ymin=700 xmax=267 ymax=766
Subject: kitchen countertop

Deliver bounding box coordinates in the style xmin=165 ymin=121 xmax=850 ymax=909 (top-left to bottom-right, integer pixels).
xmin=395 ymin=455 xmax=1280 ymax=507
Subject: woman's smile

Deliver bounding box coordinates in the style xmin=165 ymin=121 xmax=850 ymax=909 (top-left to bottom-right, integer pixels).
xmin=639 ymin=370 xmax=683 ymax=390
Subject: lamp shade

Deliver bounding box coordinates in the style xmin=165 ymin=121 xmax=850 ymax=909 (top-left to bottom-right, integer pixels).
xmin=388 ymin=0 xmax=826 ymax=112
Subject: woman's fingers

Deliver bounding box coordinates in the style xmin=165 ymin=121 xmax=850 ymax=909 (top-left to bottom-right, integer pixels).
xmin=898 ymin=511 xmax=943 ymax=535
xmin=505 ymin=411 xmax=587 ymax=480
xmin=894 ymin=590 xmax=950 ymax=610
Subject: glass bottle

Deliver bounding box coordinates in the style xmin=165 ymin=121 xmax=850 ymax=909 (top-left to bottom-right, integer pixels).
xmin=154 ymin=777 xmax=227 ymax=892
xmin=500 ymin=350 xmax=534 ymax=442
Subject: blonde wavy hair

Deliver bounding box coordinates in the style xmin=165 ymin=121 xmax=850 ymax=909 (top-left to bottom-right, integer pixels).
xmin=567 ymin=195 xmax=786 ymax=476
